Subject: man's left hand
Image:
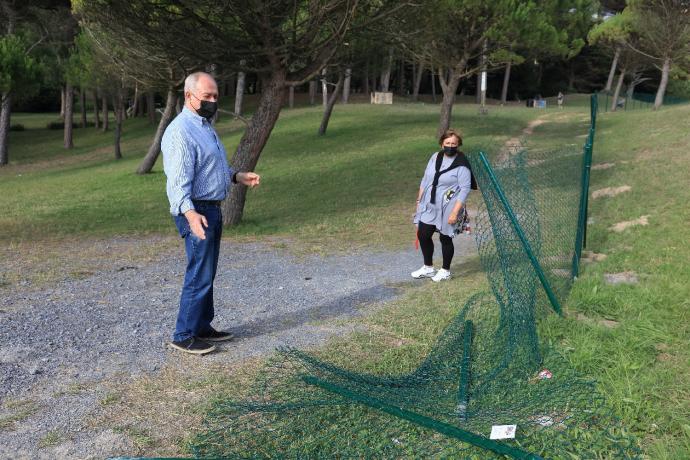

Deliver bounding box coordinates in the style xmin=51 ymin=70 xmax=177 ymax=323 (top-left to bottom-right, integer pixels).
xmin=448 ymin=214 xmax=458 ymax=225
xmin=237 ymin=172 xmax=260 ymax=188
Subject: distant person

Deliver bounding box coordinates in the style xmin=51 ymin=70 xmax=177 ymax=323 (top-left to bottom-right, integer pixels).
xmin=557 ymin=92 xmax=564 ymax=109
xmin=162 ymin=72 xmax=260 ymax=355
xmin=412 ymin=129 xmax=476 ymax=282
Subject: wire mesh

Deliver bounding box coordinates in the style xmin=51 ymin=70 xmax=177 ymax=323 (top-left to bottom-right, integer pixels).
xmin=189 ymin=97 xmax=639 ymax=459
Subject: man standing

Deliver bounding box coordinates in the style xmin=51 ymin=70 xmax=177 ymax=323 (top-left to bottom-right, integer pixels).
xmin=162 ymin=72 xmax=260 ymax=355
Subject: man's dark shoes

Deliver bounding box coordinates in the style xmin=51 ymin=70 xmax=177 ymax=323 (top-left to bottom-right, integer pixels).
xmin=198 ymin=328 xmax=234 ymax=342
xmin=168 ymin=337 xmax=216 ymax=355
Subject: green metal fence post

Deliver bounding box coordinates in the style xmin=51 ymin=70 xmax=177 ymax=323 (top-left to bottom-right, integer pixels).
xmin=583 ymin=96 xmax=596 ymax=247
xmin=573 ymin=96 xmax=597 ymax=276
xmin=582 ymin=142 xmax=593 ymax=249
xmin=477 ymin=152 xmax=563 ymax=316
xmin=573 ymin=142 xmax=591 ymax=277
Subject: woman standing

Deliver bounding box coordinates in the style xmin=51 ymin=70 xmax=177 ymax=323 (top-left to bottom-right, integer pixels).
xmin=412 ymin=129 xmax=474 ymax=282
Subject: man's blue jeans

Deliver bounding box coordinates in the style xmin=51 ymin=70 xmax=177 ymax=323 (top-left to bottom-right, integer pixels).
xmin=172 ymin=203 xmax=222 ymax=342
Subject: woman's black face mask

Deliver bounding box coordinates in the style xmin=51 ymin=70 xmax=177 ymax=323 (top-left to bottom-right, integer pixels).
xmin=443 ymin=146 xmax=458 ymax=156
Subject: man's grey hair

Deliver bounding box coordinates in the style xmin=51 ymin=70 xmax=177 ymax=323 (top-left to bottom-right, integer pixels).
xmin=184 ymin=72 xmax=215 ymax=94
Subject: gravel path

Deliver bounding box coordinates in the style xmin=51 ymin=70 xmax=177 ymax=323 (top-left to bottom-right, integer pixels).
xmin=0 ymin=236 xmax=475 ymax=459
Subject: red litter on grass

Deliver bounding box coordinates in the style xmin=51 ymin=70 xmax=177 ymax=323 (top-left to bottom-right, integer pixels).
xmin=538 ymin=369 xmax=553 ymax=380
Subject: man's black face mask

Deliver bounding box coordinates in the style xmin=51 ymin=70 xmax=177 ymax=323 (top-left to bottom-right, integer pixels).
xmin=192 ymin=93 xmax=218 ymax=119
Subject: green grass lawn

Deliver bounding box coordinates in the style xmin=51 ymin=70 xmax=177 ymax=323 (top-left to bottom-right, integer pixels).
xmin=3 ymin=98 xmax=689 ymax=458
xmin=2 ymin=100 xmax=535 ymax=247
xmin=539 ymin=105 xmax=690 ymax=458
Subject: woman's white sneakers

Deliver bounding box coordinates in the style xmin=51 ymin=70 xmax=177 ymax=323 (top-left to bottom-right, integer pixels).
xmin=411 ymin=265 xmax=436 ymax=279
xmin=411 ymin=266 xmax=452 ymax=282
xmin=431 ymin=268 xmax=452 ymax=282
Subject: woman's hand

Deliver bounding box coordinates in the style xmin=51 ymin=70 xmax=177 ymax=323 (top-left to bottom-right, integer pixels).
xmin=449 ymin=201 xmax=463 ymax=225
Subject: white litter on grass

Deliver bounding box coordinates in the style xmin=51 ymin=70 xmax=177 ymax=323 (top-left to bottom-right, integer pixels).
xmin=538 ymin=369 xmax=553 ymax=379
xmin=490 ymin=424 xmax=517 ymax=440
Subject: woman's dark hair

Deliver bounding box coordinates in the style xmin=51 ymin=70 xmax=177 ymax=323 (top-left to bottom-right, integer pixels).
xmin=438 ymin=129 xmax=463 ymax=146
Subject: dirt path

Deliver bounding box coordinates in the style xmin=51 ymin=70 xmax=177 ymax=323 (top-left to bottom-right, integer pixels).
xmin=496 ymin=117 xmax=549 ymax=163
xmin=0 ymin=235 xmax=476 ymax=459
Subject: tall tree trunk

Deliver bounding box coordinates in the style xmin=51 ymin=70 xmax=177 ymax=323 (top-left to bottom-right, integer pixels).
xmin=363 ymin=60 xmax=370 ymax=95
xmin=479 ymin=41 xmax=487 ymax=107
xmin=79 ymin=88 xmax=87 ymax=128
xmin=342 ymin=67 xmax=351 ymax=104
xmin=101 ymin=94 xmax=109 ymax=132
xmin=235 ymin=71 xmax=246 ymax=116
xmin=0 ymin=92 xmax=11 ymax=166
xmin=136 ymin=87 xmax=178 ymax=174
xmin=136 ymin=93 xmax=145 ymax=117
xmin=437 ymin=67 xmax=462 ymax=137
xmin=113 ymin=90 xmax=123 ymax=160
xmin=319 ymin=72 xmax=344 ymax=135
xmin=92 ymin=89 xmax=100 ymax=129
xmin=654 ymin=57 xmax=670 ymax=110
xmin=147 ymin=92 xmax=156 ymax=124
xmin=60 ymin=87 xmax=65 ymax=119
xmin=309 ymin=80 xmax=317 ymax=105
xmin=412 ymin=63 xmax=424 ymax=101
xmin=476 ymin=71 xmax=482 ymax=104
xmin=430 ymin=70 xmax=437 ymax=103
xmin=223 ymin=71 xmax=287 ymax=226
xmin=610 ymin=68 xmax=626 ymax=112
xmin=627 ymin=71 xmax=640 ymax=100
xmin=380 ymin=48 xmax=393 ymax=92
xmin=0 ymin=8 xmax=14 ymax=164
xmin=321 ymin=68 xmax=328 ymax=108
xmin=604 ymin=47 xmax=620 ymax=93
xmin=500 ymin=61 xmax=512 ymax=105
xmin=568 ymin=64 xmax=576 ymax=91
xmin=398 ymin=59 xmax=406 ymax=95
xmin=64 ymin=84 xmax=74 ymax=149
xmin=131 ymin=83 xmax=139 ymax=118
xmin=288 ymin=85 xmax=295 ymax=108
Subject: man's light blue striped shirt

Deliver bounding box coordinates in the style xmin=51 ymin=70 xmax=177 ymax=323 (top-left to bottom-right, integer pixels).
xmin=162 ymin=107 xmax=235 ymax=216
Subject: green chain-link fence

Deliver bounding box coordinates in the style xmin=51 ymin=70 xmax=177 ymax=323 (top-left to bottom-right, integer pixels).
xmin=597 ymin=90 xmax=689 ymax=113
xmin=184 ymin=95 xmax=639 ymax=459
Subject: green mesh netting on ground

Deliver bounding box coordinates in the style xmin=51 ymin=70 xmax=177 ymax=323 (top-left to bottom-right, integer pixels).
xmin=188 ymin=99 xmax=639 ymax=459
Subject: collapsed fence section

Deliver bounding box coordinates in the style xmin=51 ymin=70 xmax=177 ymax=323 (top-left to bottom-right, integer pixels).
xmin=188 ymin=95 xmax=639 ymax=459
